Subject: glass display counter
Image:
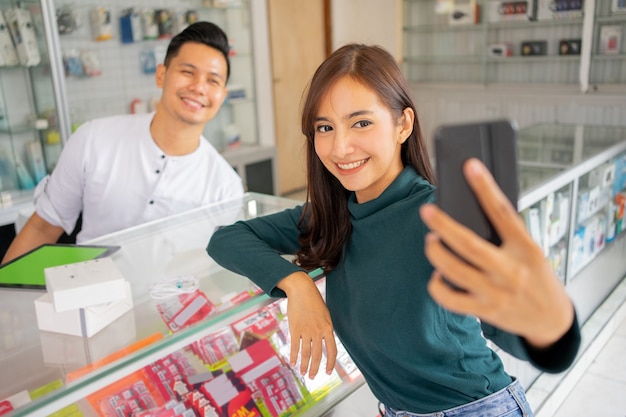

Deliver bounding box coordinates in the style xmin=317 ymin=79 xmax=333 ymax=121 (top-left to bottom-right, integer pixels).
xmin=1 ymin=123 xmax=625 ymax=417
xmin=0 ymin=193 xmax=365 ymax=417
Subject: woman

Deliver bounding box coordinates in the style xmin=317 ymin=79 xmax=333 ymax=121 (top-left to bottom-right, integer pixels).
xmin=207 ymin=44 xmax=580 ymax=416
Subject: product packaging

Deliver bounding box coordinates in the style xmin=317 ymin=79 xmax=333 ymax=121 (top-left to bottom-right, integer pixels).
xmin=0 ymin=13 xmax=19 ymax=67
xmin=89 ymin=7 xmax=113 ymax=41
xmin=119 ymin=8 xmax=143 ymax=43
xmin=4 ymin=7 xmax=41 ymax=66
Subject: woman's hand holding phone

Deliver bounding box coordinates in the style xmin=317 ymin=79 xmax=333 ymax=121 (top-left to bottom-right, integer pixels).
xmin=420 ymin=158 xmax=575 ymax=349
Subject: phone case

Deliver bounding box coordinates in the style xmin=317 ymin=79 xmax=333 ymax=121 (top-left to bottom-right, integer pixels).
xmin=434 ymin=119 xmax=519 ymax=246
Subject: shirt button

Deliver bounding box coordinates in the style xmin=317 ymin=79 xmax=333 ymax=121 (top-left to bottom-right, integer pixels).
xmin=149 ymin=200 xmax=154 ymax=205
xmin=161 ymin=155 xmax=165 ymax=159
xmin=156 ymin=170 xmax=160 ymax=174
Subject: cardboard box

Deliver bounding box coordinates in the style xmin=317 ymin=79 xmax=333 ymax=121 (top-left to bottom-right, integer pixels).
xmin=35 ymin=281 xmax=133 ymax=337
xmin=45 ymin=257 xmax=127 ymax=312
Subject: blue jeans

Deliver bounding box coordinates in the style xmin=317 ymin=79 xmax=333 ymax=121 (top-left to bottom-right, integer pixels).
xmin=379 ymin=378 xmax=534 ymax=417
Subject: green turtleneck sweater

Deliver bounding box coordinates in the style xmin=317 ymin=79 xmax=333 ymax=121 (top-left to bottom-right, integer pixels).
xmin=207 ymin=166 xmax=580 ymax=413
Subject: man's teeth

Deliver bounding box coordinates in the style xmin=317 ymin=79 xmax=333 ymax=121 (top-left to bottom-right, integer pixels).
xmin=338 ymin=159 xmax=366 ymax=170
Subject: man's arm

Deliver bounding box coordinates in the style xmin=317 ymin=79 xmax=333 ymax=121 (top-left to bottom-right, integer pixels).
xmin=2 ymin=212 xmax=64 ymax=264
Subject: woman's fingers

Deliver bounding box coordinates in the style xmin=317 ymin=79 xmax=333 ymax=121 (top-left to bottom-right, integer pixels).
xmin=462 ymin=158 xmax=529 ymax=243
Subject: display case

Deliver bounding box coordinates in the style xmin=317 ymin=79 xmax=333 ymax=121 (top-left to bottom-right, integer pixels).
xmin=491 ymin=123 xmax=626 ymax=392
xmin=0 ymin=0 xmax=66 ymax=195
xmin=402 ymin=0 xmax=626 ymax=91
xmin=1 ymin=126 xmax=626 ymax=417
xmin=0 ymin=193 xmax=367 ymax=417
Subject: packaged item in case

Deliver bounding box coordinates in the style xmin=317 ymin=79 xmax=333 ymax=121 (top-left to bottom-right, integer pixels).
xmin=88 ymin=372 xmax=166 ymax=417
xmin=4 ymin=7 xmax=40 ymax=67
xmin=448 ymin=0 xmax=480 ymax=24
xmin=599 ymin=25 xmax=622 ymax=55
xmin=119 ymin=8 xmax=143 ymax=43
xmin=155 ymin=9 xmax=174 ymax=39
xmin=201 ymin=372 xmax=261 ymax=417
xmin=228 ymin=339 xmax=304 ymax=417
xmin=89 ymin=7 xmax=113 ymax=41
xmin=0 ymin=13 xmax=19 ymax=67
xmin=156 ymin=289 xmax=216 ymax=332
xmin=142 ymin=9 xmax=159 ymax=40
xmin=63 ymin=48 xmax=85 ymax=77
xmin=521 ymin=40 xmax=547 ymax=56
xmin=231 ymin=307 xmax=279 ymax=341
xmin=488 ymin=43 xmax=514 ymax=57
xmin=559 ymin=39 xmax=581 ymax=55
xmin=26 ymin=141 xmax=46 ymax=183
xmin=612 ymin=0 xmax=626 ymax=13
xmin=0 ymin=390 xmax=31 ymax=416
xmin=192 ymin=326 xmax=240 ymax=367
xmin=14 ymin=158 xmax=34 ymax=189
xmin=80 ymin=50 xmax=102 ymax=76
xmin=56 ymin=4 xmax=79 ymax=35
xmin=488 ymin=0 xmax=536 ymax=22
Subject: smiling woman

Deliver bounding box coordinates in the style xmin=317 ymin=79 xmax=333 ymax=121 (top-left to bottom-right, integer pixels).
xmin=208 ymin=43 xmax=580 ymax=417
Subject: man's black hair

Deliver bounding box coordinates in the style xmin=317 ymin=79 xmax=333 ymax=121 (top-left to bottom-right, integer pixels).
xmin=164 ymin=21 xmax=230 ymax=81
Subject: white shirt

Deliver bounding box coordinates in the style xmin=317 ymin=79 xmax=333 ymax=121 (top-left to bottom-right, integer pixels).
xmin=35 ymin=112 xmax=244 ymax=242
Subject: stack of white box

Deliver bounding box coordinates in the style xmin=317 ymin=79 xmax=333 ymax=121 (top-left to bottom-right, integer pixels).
xmin=34 ymin=257 xmax=133 ymax=337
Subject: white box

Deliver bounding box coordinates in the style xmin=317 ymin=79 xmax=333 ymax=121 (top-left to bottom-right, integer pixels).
xmin=45 ymin=257 xmax=127 ymax=312
xmin=35 ymin=281 xmax=133 ymax=337
xmin=4 ymin=7 xmax=41 ymax=67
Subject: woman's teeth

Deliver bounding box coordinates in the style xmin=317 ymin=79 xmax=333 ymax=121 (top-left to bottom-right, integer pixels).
xmin=338 ymin=159 xmax=367 ymax=170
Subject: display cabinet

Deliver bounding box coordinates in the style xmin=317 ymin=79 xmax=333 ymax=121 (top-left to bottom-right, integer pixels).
xmin=402 ymin=0 xmax=626 ymax=90
xmin=492 ymin=123 xmax=626 ymax=393
xmin=0 ymin=0 xmax=66 ymax=194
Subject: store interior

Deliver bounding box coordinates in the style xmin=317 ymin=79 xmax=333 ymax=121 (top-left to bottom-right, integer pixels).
xmin=0 ymin=0 xmax=625 ymax=416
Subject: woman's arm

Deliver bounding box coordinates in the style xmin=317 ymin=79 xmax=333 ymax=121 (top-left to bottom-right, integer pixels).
xmin=419 ymin=158 xmax=579 ymax=365
xmin=207 ymin=205 xmax=337 ymax=378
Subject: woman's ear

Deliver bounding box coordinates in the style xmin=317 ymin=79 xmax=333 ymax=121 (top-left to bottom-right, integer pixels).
xmin=398 ymin=107 xmax=415 ymax=144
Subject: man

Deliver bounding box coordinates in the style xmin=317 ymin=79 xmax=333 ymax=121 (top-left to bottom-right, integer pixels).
xmin=2 ymin=21 xmax=243 ymax=264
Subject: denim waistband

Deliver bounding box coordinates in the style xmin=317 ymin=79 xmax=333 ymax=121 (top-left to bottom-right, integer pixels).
xmin=380 ymin=378 xmax=533 ymax=417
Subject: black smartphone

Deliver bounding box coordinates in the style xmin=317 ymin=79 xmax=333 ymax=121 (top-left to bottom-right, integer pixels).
xmin=434 ymin=119 xmax=519 ymax=286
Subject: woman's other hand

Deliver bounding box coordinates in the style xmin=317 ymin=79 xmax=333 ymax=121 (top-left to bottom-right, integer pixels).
xmin=278 ymin=271 xmax=337 ymax=378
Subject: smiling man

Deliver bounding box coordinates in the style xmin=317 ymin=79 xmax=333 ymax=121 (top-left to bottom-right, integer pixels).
xmin=2 ymin=22 xmax=243 ymax=264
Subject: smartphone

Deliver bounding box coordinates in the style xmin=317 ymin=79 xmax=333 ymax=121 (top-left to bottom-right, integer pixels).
xmin=434 ymin=119 xmax=519 ymax=248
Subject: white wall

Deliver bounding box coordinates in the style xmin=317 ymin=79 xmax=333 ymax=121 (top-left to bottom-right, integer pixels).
xmin=330 ymin=0 xmax=402 ymax=60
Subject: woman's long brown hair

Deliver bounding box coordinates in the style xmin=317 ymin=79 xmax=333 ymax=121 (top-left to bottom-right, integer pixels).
xmin=295 ymin=44 xmax=434 ymax=272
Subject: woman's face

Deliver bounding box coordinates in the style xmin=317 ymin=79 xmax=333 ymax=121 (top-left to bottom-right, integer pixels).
xmin=313 ymin=76 xmax=413 ymax=203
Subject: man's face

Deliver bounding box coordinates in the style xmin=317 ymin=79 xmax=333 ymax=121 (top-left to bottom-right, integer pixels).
xmin=155 ymin=42 xmax=228 ymax=127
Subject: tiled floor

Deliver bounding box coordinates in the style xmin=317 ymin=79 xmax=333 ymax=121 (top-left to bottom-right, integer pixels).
xmin=528 ymin=276 xmax=626 ymax=417
xmin=552 ymin=316 xmax=626 ymax=416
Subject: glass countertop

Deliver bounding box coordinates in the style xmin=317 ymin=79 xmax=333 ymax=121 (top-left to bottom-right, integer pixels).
xmin=0 ymin=193 xmax=314 ymax=416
